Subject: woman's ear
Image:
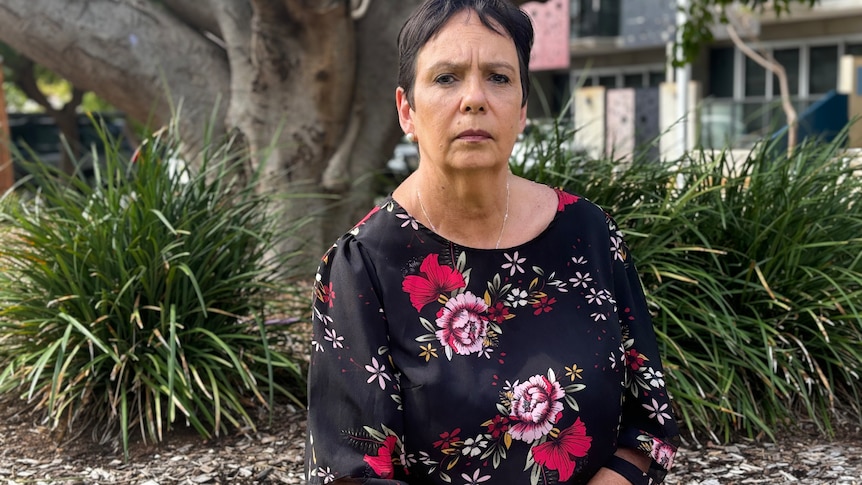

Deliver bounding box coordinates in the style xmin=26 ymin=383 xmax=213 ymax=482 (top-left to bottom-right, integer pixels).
xmin=396 ymin=87 xmax=414 ymax=135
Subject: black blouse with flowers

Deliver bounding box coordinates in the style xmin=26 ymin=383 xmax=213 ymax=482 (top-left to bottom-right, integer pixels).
xmin=306 ymin=188 xmax=679 ymax=485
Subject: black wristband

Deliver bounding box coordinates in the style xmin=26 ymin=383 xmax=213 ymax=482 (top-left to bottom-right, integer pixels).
xmin=604 ymin=455 xmax=650 ymax=485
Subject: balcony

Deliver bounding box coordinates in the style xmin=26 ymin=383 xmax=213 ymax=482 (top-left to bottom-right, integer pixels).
xmin=571 ymin=0 xmax=620 ymax=39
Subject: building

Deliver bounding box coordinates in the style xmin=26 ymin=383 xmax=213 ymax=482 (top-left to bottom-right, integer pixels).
xmin=526 ymin=0 xmax=862 ymax=152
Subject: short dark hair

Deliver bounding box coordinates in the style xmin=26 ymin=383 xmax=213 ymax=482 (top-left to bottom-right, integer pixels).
xmin=397 ymin=0 xmax=534 ymax=108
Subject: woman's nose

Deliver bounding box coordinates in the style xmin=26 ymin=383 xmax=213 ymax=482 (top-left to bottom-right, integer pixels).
xmin=460 ymin=78 xmax=487 ymax=113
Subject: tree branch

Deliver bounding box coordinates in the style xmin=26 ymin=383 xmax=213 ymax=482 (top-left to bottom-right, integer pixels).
xmin=160 ymin=0 xmax=223 ymax=38
xmin=0 ymin=0 xmax=231 ymax=149
xmin=725 ymin=16 xmax=798 ymax=154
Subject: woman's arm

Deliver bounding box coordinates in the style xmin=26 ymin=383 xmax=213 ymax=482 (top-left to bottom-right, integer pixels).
xmin=587 ymin=448 xmax=651 ymax=485
xmin=305 ymin=238 xmax=410 ymax=484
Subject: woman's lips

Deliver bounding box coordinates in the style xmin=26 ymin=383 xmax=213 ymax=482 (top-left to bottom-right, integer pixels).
xmin=457 ymin=130 xmax=492 ymax=141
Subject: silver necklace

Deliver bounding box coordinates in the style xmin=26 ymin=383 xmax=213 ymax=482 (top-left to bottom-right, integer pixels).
xmin=416 ymin=180 xmax=510 ymax=249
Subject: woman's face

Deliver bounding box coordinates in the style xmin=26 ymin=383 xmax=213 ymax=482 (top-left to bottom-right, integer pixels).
xmin=397 ymin=10 xmax=527 ymax=174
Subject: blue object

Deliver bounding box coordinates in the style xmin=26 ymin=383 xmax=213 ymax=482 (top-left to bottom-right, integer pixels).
xmin=770 ymin=90 xmax=848 ymax=152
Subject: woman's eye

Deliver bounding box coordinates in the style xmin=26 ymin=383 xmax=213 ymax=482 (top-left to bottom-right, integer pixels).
xmin=490 ymin=74 xmax=510 ymax=84
xmin=435 ymin=74 xmax=456 ymax=85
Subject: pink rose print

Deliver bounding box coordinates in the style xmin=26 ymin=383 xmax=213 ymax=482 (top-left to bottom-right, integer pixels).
xmin=651 ymin=436 xmax=676 ymax=470
xmin=531 ymin=418 xmax=592 ymax=481
xmin=363 ymin=435 xmax=396 ymax=479
xmin=508 ymin=374 xmax=565 ymax=442
xmin=435 ymin=292 xmax=489 ymax=356
xmin=402 ymin=254 xmax=466 ymax=312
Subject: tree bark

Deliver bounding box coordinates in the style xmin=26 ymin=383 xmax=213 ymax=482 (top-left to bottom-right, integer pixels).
xmin=0 ymin=0 xmax=230 ymax=151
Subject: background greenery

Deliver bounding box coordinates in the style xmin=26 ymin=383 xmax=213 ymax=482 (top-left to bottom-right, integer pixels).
xmin=512 ymin=121 xmax=862 ymax=442
xmin=1 ymin=112 xmax=860 ymax=454
xmin=0 ymin=120 xmax=306 ymax=459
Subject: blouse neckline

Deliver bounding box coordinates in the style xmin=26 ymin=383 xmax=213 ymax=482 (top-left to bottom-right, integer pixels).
xmin=382 ymin=189 xmax=564 ymax=252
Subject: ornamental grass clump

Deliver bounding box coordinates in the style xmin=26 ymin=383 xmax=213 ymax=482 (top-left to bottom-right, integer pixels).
xmin=513 ymin=120 xmax=862 ymax=442
xmin=0 ymin=119 xmax=305 ymax=459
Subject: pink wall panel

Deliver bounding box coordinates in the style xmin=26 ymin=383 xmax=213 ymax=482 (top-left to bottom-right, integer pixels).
xmin=522 ymin=0 xmax=570 ymax=71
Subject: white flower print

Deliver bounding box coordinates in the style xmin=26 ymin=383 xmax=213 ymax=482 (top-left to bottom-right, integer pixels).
xmin=462 ymin=468 xmax=491 ymax=485
xmin=479 ymin=346 xmax=494 ymax=359
xmin=312 ymin=339 xmax=325 ymax=352
xmin=314 ymin=466 xmax=336 ymax=483
xmin=461 ymin=435 xmax=489 ymax=457
xmin=418 ymin=451 xmax=436 ymax=466
xmin=643 ymin=368 xmax=666 ymax=388
xmin=501 ymin=251 xmax=526 ymax=276
xmin=313 ymin=307 xmax=333 ymax=326
xmin=585 ymin=288 xmax=615 ymax=306
xmin=323 ymin=327 xmax=344 ymax=349
xmin=569 ymin=271 xmax=593 ymax=288
xmin=608 ymin=351 xmax=618 ymax=369
xmin=365 ymin=357 xmax=392 ymax=390
xmin=396 ymin=212 xmax=419 ymax=230
xmin=506 ymin=288 xmax=529 ymax=307
xmin=610 ymin=235 xmax=625 ymax=262
xmin=591 ymin=312 xmax=607 ymax=322
xmin=644 ymin=398 xmax=672 ymax=425
xmin=571 ymin=255 xmax=588 ymax=265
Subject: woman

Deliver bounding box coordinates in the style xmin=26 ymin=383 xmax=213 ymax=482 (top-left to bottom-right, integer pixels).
xmin=305 ymin=0 xmax=679 ymax=483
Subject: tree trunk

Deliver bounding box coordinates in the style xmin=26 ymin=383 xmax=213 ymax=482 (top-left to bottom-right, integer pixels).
xmin=0 ymin=0 xmax=546 ymax=266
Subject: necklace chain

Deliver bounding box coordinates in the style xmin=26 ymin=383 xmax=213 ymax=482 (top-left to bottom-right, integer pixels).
xmin=416 ymin=180 xmax=510 ymax=250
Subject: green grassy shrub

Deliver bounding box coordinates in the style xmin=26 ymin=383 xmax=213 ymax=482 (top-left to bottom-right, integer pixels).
xmin=0 ymin=121 xmax=306 ymax=458
xmin=512 ymin=124 xmax=862 ymax=442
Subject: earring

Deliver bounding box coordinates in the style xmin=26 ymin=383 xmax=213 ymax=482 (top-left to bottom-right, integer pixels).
xmin=405 ymin=133 xmax=415 ymax=143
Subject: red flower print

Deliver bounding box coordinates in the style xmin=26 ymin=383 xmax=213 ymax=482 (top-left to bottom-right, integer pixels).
xmin=433 ymin=428 xmax=462 ymax=449
xmin=487 ymin=301 xmax=511 ymax=324
xmin=354 ymin=206 xmax=381 ymax=229
xmin=402 ymin=254 xmax=466 ymax=312
xmin=315 ymin=281 xmax=335 ymax=308
xmin=625 ymin=349 xmax=646 ymax=370
xmin=363 ymin=435 xmax=397 ymax=479
xmin=485 ymin=415 xmax=510 ymax=439
xmin=532 ymin=296 xmax=557 ymax=316
xmin=508 ymin=374 xmax=565 ymax=442
xmin=435 ymin=292 xmax=489 ymax=356
xmin=555 ymin=189 xmax=580 ymax=211
xmin=531 ymin=418 xmax=592 ymax=481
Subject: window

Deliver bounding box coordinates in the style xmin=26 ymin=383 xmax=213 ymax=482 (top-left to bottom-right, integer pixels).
xmin=648 ymin=71 xmax=666 ymax=87
xmin=772 ymin=48 xmax=799 ymax=96
xmin=573 ymin=0 xmax=620 ymax=38
xmin=846 ymin=43 xmax=862 ymax=56
xmin=598 ymin=75 xmax=617 ymax=88
xmin=623 ymin=73 xmax=643 ymax=88
xmin=744 ymin=56 xmax=766 ymax=97
xmin=809 ymin=45 xmax=838 ymax=94
xmin=709 ymin=47 xmax=735 ymax=98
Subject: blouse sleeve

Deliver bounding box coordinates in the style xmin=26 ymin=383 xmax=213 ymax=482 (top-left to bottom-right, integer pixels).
xmin=609 ymin=218 xmax=680 ymax=483
xmin=305 ymin=237 xmax=409 ymax=484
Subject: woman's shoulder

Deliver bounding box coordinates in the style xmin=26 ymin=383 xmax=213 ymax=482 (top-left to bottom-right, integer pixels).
xmin=550 ymin=186 xmax=614 ymax=225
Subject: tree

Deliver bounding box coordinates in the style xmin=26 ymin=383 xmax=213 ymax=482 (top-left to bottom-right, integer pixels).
xmin=0 ymin=0 xmax=549 ymax=262
xmin=673 ymin=1 xmax=820 ymax=154
xmin=675 ymin=0 xmax=818 ymax=66
xmin=1 ymin=45 xmax=90 ymax=175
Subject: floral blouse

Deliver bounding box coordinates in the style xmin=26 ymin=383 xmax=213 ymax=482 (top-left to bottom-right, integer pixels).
xmin=306 ymin=188 xmax=679 ymax=485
